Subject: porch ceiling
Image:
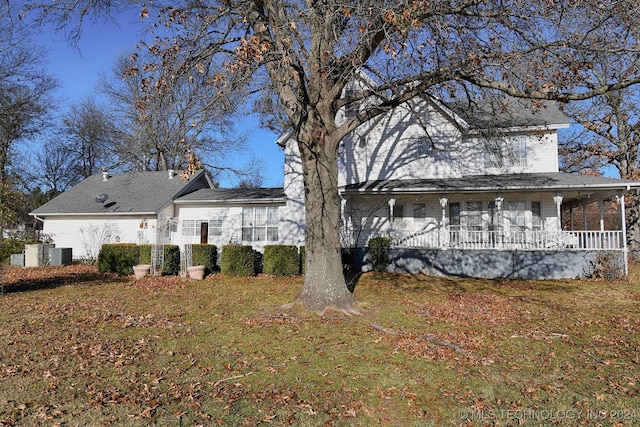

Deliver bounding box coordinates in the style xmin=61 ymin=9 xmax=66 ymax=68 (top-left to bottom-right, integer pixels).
xmin=341 ymin=172 xmax=640 ymax=203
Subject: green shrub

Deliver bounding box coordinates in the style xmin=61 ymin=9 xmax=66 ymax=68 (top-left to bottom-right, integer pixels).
xmin=300 ymin=246 xmax=305 ymax=274
xmin=368 ymin=236 xmax=392 ymax=272
xmin=220 ymin=244 xmax=255 ymax=277
xmin=135 ymin=244 xmax=180 ymax=275
xmin=192 ymin=244 xmax=218 ymax=275
xmin=138 ymin=245 xmax=152 ymax=265
xmin=0 ymin=239 xmax=26 ymax=264
xmin=98 ymin=243 xmax=139 ymax=275
xmin=263 ymin=245 xmax=300 ymax=276
xmin=161 ymin=245 xmax=181 ymax=276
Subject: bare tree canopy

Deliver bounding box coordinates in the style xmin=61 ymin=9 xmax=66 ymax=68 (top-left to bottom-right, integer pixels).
xmin=559 ymin=54 xmax=640 ymax=260
xmin=0 ymin=9 xmax=58 ymax=235
xmin=95 ymin=49 xmax=265 ymax=184
xmin=27 ymin=0 xmax=640 ymax=313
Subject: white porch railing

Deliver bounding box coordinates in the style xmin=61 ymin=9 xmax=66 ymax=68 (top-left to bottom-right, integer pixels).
xmin=344 ymin=228 xmax=624 ymax=251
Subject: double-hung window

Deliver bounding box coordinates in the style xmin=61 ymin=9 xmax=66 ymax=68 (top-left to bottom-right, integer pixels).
xmin=484 ymin=135 xmax=527 ymax=168
xmin=531 ymin=201 xmax=542 ymax=231
xmin=344 ymin=88 xmax=358 ymax=118
xmin=182 ymin=220 xmax=205 ymax=236
xmin=465 ymin=202 xmax=483 ymax=232
xmin=413 ymin=203 xmax=426 ymax=220
xmin=182 ymin=218 xmax=224 ymax=238
xmin=508 ymin=201 xmax=527 ymax=232
xmin=242 ymin=206 xmax=279 ymax=241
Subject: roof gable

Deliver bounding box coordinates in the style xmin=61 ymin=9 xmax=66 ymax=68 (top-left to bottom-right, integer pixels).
xmin=31 ymin=170 xmax=211 ymax=216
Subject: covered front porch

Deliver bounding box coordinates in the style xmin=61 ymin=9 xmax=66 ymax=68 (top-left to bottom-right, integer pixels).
xmin=389 ymin=228 xmax=624 ymax=251
xmin=341 ymin=173 xmax=640 ymax=276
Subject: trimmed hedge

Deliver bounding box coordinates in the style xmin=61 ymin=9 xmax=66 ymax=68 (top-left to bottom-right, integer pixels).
xmin=137 ymin=244 xmax=180 ymax=275
xmin=368 ymin=236 xmax=392 ymax=272
xmin=98 ymin=243 xmax=139 ymax=275
xmin=300 ymin=246 xmax=305 ymax=274
xmin=163 ymin=245 xmax=181 ymax=276
xmin=263 ymin=245 xmax=300 ymax=276
xmin=139 ymin=244 xmax=152 ymax=265
xmin=192 ymin=244 xmax=218 ymax=275
xmin=220 ymin=244 xmax=255 ymax=277
xmin=98 ymin=244 xmax=180 ymax=276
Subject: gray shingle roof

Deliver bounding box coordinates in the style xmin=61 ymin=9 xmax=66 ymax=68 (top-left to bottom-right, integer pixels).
xmin=175 ymin=187 xmax=286 ymax=203
xmin=444 ymin=98 xmax=569 ymax=129
xmin=343 ymin=173 xmax=640 ymax=194
xmin=31 ymin=170 xmax=210 ymax=216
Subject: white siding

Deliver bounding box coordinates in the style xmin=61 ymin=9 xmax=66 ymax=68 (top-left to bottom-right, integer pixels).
xmin=281 ymin=139 xmax=306 ymax=247
xmin=175 ymin=203 xmax=295 ymax=252
xmin=42 ymin=215 xmax=150 ymax=260
xmin=339 ymin=98 xmax=561 ymax=184
xmin=340 ymin=100 xmax=465 ymax=184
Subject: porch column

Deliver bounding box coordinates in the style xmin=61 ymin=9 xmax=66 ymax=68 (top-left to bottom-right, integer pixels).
xmin=439 ymin=196 xmax=448 ymax=248
xmin=387 ymin=198 xmax=396 ymax=235
xmin=553 ymin=194 xmax=564 ymax=249
xmin=599 ymin=199 xmax=605 ymax=231
xmin=618 ymin=194 xmax=629 ymax=275
xmin=582 ymin=199 xmax=588 ymax=230
xmin=495 ymin=196 xmax=504 ymax=248
xmin=553 ymin=194 xmax=564 ymax=231
xmin=570 ymin=207 xmax=574 ymax=230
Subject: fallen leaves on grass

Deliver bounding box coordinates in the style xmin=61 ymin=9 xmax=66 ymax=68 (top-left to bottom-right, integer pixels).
xmin=0 ymin=264 xmax=108 ymax=293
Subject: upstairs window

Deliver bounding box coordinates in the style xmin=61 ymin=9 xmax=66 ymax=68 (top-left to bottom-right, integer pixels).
xmin=484 ymin=135 xmax=527 ymax=168
xmin=344 ymin=87 xmax=358 ymax=118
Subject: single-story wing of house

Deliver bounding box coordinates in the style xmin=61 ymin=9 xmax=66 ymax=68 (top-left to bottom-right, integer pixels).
xmin=29 ymin=169 xmax=299 ymax=262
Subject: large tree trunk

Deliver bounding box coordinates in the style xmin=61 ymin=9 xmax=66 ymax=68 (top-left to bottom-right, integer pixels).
xmin=626 ymin=197 xmax=640 ymax=262
xmin=291 ymin=114 xmax=360 ymax=315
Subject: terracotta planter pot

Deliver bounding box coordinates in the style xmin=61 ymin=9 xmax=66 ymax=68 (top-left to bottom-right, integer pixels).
xmin=133 ymin=264 xmax=151 ymax=279
xmin=187 ymin=265 xmax=206 ymax=280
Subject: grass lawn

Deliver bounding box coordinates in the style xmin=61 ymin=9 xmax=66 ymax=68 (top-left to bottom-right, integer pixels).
xmin=0 ymin=264 xmax=639 ymax=426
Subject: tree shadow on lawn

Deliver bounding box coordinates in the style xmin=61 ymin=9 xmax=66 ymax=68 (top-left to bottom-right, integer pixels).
xmin=351 ymin=270 xmax=583 ymax=296
xmin=0 ymin=265 xmax=121 ymax=294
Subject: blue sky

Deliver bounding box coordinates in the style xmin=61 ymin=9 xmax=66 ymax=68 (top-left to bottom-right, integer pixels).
xmin=42 ymin=15 xmax=284 ymax=188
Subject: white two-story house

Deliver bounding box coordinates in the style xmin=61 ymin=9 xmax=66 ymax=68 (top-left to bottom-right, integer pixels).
xmin=32 ymin=86 xmax=640 ymax=278
xmin=280 ymin=90 xmax=640 ymax=278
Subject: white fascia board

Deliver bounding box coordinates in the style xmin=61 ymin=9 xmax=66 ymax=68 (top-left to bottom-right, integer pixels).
xmin=466 ymin=123 xmax=570 ymax=136
xmin=174 ymin=198 xmax=287 ymax=206
xmin=341 ymin=182 xmax=640 ymax=195
xmin=275 ymin=130 xmax=293 ymax=148
xmin=29 ymin=212 xmax=157 ymax=217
